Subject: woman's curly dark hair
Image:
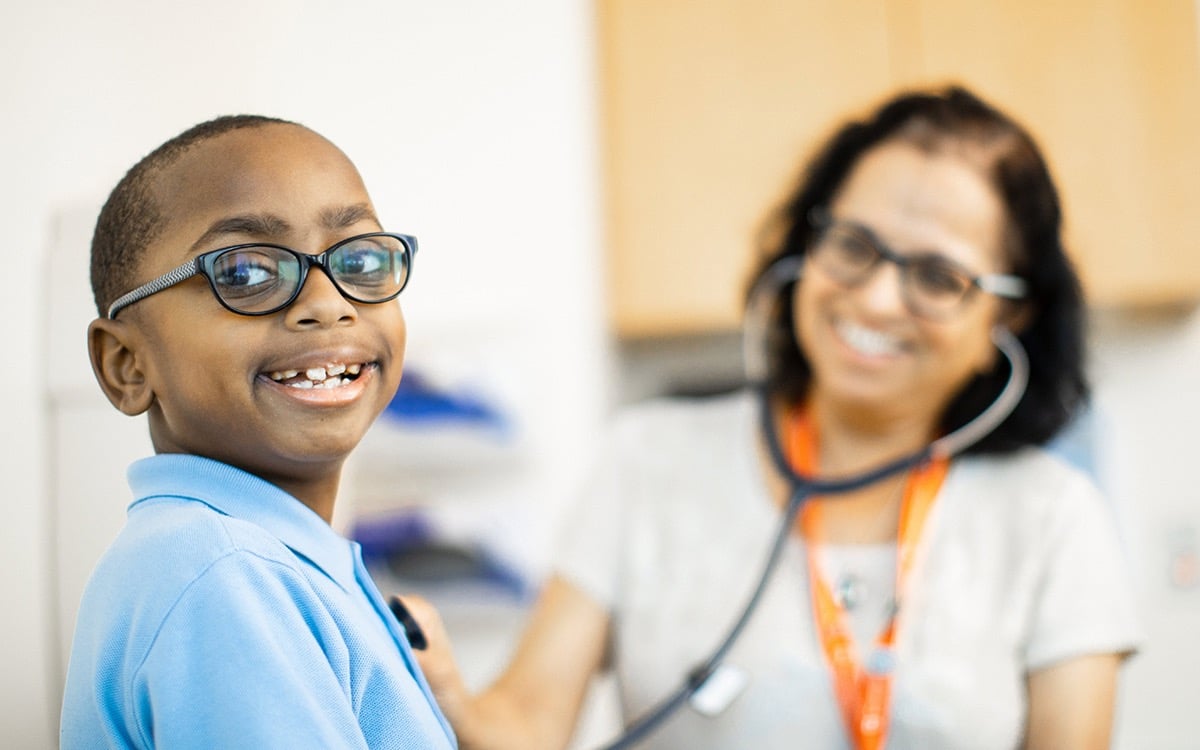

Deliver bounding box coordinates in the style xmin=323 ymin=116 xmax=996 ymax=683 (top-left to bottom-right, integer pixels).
xmin=750 ymin=85 xmax=1087 ymax=454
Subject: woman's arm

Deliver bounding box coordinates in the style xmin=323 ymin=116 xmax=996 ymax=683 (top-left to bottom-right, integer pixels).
xmin=1023 ymin=652 xmax=1123 ymax=750
xmin=408 ymin=574 xmax=611 ymax=750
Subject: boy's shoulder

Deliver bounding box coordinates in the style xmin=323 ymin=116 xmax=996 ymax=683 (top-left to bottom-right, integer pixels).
xmin=69 ymin=455 xmax=363 ymax=681
xmin=109 ymin=491 xmax=296 ymax=582
xmin=79 ymin=492 xmax=305 ymax=629
xmin=97 ymin=453 xmax=329 ymax=593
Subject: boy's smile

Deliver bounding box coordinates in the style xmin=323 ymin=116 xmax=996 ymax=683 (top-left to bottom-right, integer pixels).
xmin=265 ymin=360 xmax=366 ymax=392
xmin=103 ymin=122 xmax=407 ymax=519
xmin=255 ymin=345 xmax=384 ymax=412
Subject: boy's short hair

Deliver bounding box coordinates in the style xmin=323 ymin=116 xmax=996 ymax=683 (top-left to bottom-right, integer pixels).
xmin=90 ymin=114 xmax=296 ymax=317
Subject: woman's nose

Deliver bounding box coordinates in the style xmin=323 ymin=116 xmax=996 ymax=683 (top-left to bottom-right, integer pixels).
xmin=853 ymin=259 xmax=909 ymax=316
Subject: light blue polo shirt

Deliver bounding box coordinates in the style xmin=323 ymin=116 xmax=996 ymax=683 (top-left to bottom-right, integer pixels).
xmin=61 ymin=454 xmax=457 ymax=749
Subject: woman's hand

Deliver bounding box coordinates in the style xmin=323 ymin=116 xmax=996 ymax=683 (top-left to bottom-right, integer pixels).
xmin=400 ymin=576 xmax=611 ymax=750
xmin=395 ymin=595 xmax=476 ymax=732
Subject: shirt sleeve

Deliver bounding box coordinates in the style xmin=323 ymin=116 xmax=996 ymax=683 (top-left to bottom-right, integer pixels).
xmin=132 ymin=551 xmax=368 ymax=750
xmin=1023 ymin=470 xmax=1143 ymax=670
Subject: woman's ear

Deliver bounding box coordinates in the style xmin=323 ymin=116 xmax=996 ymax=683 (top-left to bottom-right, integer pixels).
xmin=88 ymin=318 xmax=155 ymax=416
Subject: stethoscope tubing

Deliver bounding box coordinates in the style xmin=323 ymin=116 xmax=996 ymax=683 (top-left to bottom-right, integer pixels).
xmin=596 ymin=385 xmax=933 ymax=750
xmin=595 ymin=258 xmax=1028 ymax=749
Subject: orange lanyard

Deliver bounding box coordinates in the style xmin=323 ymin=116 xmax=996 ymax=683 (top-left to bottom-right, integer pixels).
xmin=788 ymin=406 xmax=948 ymax=750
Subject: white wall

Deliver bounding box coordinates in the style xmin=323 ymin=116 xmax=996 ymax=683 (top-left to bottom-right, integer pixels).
xmin=1090 ymin=310 xmax=1200 ymax=749
xmin=1 ymin=2 xmax=610 ymax=746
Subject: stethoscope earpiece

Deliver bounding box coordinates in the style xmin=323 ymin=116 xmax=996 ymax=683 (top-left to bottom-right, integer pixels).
xmin=742 ymin=255 xmax=805 ymax=384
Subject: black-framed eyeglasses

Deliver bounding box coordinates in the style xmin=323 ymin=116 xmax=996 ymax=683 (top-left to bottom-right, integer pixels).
xmin=106 ymin=232 xmax=418 ymax=319
xmin=807 ymin=210 xmax=1026 ymax=320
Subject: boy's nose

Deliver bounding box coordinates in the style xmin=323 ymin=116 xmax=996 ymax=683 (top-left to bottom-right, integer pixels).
xmin=285 ymin=268 xmax=359 ymax=328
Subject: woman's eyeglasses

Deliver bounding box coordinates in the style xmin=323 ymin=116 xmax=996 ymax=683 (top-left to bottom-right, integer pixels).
xmin=106 ymin=232 xmax=417 ymax=319
xmin=807 ymin=212 xmax=1026 ymax=320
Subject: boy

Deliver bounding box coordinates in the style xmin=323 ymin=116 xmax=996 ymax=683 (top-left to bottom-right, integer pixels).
xmin=61 ymin=115 xmax=456 ymax=749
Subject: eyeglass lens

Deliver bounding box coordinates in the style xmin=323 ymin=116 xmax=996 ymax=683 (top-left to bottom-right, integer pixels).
xmin=811 ymin=225 xmax=975 ymax=318
xmin=208 ymin=235 xmax=411 ymax=314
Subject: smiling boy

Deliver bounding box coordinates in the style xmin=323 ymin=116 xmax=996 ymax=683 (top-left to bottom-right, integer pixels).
xmin=60 ymin=116 xmax=456 ymax=749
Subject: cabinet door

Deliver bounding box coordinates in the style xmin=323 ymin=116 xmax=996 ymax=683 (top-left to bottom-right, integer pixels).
xmin=599 ymin=0 xmax=893 ymax=336
xmin=892 ymin=0 xmax=1200 ymax=308
xmin=600 ymin=0 xmax=1200 ymax=337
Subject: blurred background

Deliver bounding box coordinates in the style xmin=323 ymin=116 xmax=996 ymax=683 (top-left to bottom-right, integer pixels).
xmin=4 ymin=1 xmax=1200 ymax=747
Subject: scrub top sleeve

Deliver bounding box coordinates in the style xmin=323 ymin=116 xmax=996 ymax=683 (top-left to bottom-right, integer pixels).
xmin=133 ymin=552 xmax=368 ymax=750
xmin=1023 ymin=476 xmax=1142 ymax=671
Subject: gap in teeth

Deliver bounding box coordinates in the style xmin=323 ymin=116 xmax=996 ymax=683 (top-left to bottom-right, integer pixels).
xmin=268 ymin=363 xmax=364 ymax=383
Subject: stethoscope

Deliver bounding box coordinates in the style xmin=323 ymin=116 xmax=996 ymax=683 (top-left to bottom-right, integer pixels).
xmin=386 ymin=255 xmax=1030 ymax=749
xmin=592 ymin=255 xmax=1031 ymax=749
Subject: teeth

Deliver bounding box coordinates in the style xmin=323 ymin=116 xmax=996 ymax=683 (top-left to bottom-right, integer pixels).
xmin=268 ymin=363 xmax=364 ymax=385
xmin=837 ymin=322 xmax=902 ymax=357
xmin=283 ymin=377 xmax=348 ymax=390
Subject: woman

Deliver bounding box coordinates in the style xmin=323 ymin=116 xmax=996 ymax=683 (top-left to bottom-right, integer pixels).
xmin=412 ymin=86 xmax=1140 ymax=749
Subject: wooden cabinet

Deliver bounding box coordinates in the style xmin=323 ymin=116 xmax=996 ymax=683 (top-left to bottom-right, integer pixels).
xmin=598 ymin=0 xmax=1200 ymax=337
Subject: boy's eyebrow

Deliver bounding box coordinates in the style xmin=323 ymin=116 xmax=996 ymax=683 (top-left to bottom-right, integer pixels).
xmin=186 ymin=204 xmax=379 ymax=254
xmin=320 ymin=203 xmax=380 ymax=230
xmin=188 ymin=213 xmax=291 ymax=253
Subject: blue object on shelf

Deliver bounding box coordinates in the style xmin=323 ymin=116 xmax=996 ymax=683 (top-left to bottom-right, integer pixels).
xmin=382 ymin=370 xmax=512 ymax=437
xmin=354 ymin=512 xmax=436 ymax=563
xmin=352 ymin=510 xmax=532 ymax=601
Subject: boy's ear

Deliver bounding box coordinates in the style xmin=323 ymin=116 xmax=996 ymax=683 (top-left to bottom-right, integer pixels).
xmin=87 ymin=318 xmax=155 ymax=416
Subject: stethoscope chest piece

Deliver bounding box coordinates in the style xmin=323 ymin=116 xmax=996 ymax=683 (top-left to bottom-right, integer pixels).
xmin=688 ymin=663 xmax=749 ymax=717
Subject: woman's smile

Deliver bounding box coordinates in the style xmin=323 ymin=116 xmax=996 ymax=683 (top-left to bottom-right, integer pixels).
xmin=833 ymin=318 xmax=906 ymax=359
xmin=797 ymin=141 xmax=1006 ymax=419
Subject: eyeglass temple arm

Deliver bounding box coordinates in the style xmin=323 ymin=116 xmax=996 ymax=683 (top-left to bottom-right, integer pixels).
xmin=106 ymin=258 xmax=203 ymax=319
xmin=977 ymin=274 xmax=1027 ymax=299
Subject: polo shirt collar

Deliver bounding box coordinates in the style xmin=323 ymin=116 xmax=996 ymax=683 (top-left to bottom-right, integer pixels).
xmin=127 ymin=454 xmax=357 ymax=593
